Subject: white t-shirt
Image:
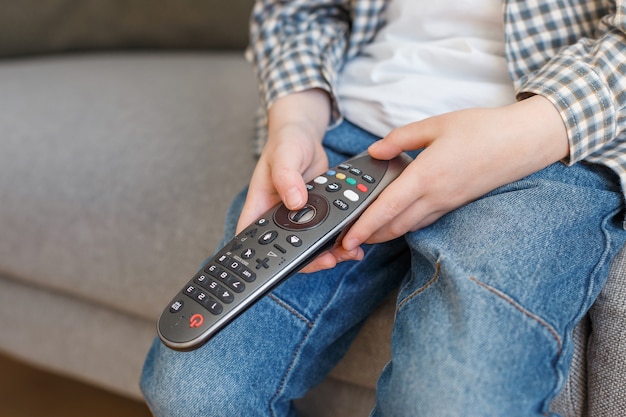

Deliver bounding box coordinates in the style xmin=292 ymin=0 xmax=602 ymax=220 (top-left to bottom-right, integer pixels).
xmin=336 ymin=0 xmax=516 ymax=137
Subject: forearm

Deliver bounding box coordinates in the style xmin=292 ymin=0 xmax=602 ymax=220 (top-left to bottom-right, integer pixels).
xmin=266 ymin=89 xmax=332 ymax=146
xmin=246 ymin=0 xmax=351 ymax=122
xmin=508 ymin=0 xmax=626 ymax=165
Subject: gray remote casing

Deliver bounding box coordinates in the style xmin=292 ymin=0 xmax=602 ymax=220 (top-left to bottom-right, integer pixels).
xmin=157 ymin=151 xmax=412 ymax=351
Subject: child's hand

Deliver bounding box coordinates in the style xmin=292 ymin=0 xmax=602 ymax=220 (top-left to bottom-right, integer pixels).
xmin=302 ymin=96 xmax=569 ymax=272
xmin=236 ymin=89 xmax=331 ymax=234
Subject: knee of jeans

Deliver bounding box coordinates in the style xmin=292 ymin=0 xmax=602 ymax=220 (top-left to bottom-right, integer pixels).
xmin=140 ymin=338 xmax=265 ymax=417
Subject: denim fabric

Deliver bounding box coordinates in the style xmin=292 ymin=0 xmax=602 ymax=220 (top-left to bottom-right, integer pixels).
xmin=141 ymin=120 xmax=626 ymax=417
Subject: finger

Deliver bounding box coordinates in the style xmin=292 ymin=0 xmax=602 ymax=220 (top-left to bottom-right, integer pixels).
xmin=299 ymin=246 xmax=365 ymax=274
xmin=236 ymin=191 xmax=279 ymax=234
xmin=363 ymin=204 xmax=446 ymax=244
xmin=341 ymin=164 xmax=424 ymax=251
xmin=299 ymin=252 xmax=337 ymax=273
xmin=368 ymin=120 xmax=435 ymax=160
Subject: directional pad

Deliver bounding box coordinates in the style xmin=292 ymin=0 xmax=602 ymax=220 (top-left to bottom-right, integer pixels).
xmin=274 ymin=193 xmax=329 ymax=231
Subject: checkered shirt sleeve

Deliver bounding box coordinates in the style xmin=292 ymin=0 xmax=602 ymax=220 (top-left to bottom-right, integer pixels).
xmin=245 ymin=0 xmax=387 ymax=126
xmin=506 ymin=0 xmax=626 ymax=191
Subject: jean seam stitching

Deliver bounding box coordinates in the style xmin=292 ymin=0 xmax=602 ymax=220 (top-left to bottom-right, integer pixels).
xmin=268 ymin=293 xmax=313 ymax=328
xmin=396 ymin=262 xmax=441 ymax=312
xmin=468 ymin=276 xmax=563 ymax=355
xmin=268 ymin=275 xmax=346 ymax=417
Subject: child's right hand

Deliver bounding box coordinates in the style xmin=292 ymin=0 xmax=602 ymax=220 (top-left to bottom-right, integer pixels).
xmin=236 ymin=89 xmax=331 ymax=235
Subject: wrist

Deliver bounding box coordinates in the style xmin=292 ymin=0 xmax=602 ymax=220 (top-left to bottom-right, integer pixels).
xmin=267 ymin=89 xmax=331 ymax=143
xmin=504 ymin=95 xmax=570 ymax=166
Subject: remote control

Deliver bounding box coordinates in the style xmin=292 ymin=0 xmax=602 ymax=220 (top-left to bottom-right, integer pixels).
xmin=157 ymin=151 xmax=413 ymax=351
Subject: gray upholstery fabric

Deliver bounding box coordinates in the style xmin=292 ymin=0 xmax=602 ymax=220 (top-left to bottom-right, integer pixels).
xmin=0 ymin=53 xmax=258 ymax=396
xmin=0 ymin=53 xmax=257 ymax=322
xmin=0 ymin=0 xmax=254 ymax=57
xmin=550 ymin=315 xmax=589 ymax=416
xmin=538 ymin=244 xmax=626 ymax=417
xmin=587 ymin=244 xmax=626 ymax=416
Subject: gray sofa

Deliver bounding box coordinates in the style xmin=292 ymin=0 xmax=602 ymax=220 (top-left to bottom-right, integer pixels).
xmin=1 ymin=2 xmax=625 ymax=416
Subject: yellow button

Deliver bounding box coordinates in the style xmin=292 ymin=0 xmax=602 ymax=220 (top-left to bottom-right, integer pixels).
xmin=336 ymin=173 xmax=346 ymax=180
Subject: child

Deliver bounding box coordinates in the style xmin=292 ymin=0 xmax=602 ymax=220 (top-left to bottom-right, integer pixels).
xmin=142 ymin=1 xmax=626 ymax=415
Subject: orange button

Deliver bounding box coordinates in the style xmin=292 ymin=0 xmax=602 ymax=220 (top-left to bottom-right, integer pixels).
xmin=357 ymin=184 xmax=368 ymax=192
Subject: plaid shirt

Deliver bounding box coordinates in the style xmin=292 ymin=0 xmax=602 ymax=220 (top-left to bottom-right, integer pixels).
xmin=246 ymin=0 xmax=626 ymax=196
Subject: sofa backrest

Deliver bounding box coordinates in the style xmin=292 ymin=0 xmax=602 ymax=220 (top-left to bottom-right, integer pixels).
xmin=0 ymin=0 xmax=255 ymax=57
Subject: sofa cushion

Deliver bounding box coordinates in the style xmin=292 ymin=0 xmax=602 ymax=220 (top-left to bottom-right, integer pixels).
xmin=0 ymin=0 xmax=254 ymax=57
xmin=587 ymin=244 xmax=626 ymax=415
xmin=0 ymin=52 xmax=257 ymax=321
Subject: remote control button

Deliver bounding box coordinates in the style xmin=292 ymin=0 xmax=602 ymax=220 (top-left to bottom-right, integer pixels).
xmin=217 ymin=269 xmax=231 ymax=282
xmin=346 ymin=177 xmax=357 ymax=186
xmin=227 ymin=259 xmax=243 ymax=273
xmin=195 ymin=274 xmax=210 ymax=286
xmin=241 ymin=248 xmax=255 ymax=259
xmin=314 ymin=176 xmax=328 ymax=185
xmin=259 ymin=230 xmax=279 ymax=245
xmin=288 ymin=206 xmax=316 ymax=224
xmin=274 ymin=193 xmax=329 ymax=231
xmin=169 ymin=300 xmax=184 ymax=313
xmin=273 ymin=243 xmax=287 ymax=253
xmin=189 ymin=313 xmax=204 ymax=328
xmin=256 ymin=218 xmax=269 ymax=226
xmin=362 ymin=174 xmax=376 ymax=183
xmin=216 ymin=289 xmax=234 ymax=304
xmin=225 ymin=277 xmax=245 ymax=293
xmin=357 ymin=183 xmax=368 ymax=193
xmin=333 ymin=199 xmax=349 ymax=210
xmin=338 ymin=163 xmax=350 ymax=170
xmin=349 ymin=167 xmax=362 ymax=176
xmin=343 ymin=190 xmax=359 ymax=202
xmin=195 ymin=291 xmax=210 ymax=304
xmin=184 ymin=285 xmax=198 ymax=296
xmin=286 ymin=235 xmax=303 ymax=247
xmin=326 ymin=182 xmax=341 ymax=192
xmin=205 ymin=264 xmax=220 ymax=277
xmin=306 ymin=183 xmax=314 ymax=191
xmin=336 ymin=173 xmax=347 ymax=180
xmin=326 ymin=169 xmax=336 ymax=176
xmin=255 ymin=257 xmax=270 ymax=269
xmin=202 ymin=297 xmax=223 ymax=315
xmin=239 ymin=268 xmax=256 ymax=282
xmin=206 ymin=279 xmax=222 ymax=295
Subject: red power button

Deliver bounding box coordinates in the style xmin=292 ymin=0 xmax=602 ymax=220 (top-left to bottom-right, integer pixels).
xmin=189 ymin=313 xmax=204 ymax=328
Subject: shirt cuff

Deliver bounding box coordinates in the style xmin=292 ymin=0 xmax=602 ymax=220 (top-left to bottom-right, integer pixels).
xmin=517 ymin=53 xmax=618 ymax=165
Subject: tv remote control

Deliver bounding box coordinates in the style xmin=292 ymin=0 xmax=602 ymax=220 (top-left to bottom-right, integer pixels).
xmin=157 ymin=151 xmax=413 ymax=351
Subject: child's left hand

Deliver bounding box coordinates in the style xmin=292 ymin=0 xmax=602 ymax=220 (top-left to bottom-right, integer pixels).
xmin=301 ymin=95 xmax=569 ymax=273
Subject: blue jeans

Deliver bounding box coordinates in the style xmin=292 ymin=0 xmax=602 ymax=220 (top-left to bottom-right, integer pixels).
xmin=141 ymin=121 xmax=626 ymax=416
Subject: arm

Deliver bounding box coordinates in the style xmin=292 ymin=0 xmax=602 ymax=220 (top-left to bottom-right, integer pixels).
xmin=506 ymin=0 xmax=626 ymax=165
xmin=236 ymin=89 xmax=331 ymax=233
xmin=237 ymin=0 xmax=387 ymax=270
xmin=238 ymin=0 xmax=353 ymax=234
xmin=309 ymin=2 xmax=626 ymax=270
xmin=246 ymin=0 xmax=387 ymax=125
xmin=246 ymin=0 xmax=351 ymax=125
